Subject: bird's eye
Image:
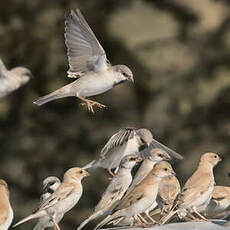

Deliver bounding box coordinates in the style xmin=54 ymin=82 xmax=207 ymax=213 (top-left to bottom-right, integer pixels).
xmin=123 ymin=72 xmax=128 ymax=77
xmin=158 ymin=154 xmax=163 ymax=158
xmin=214 ymin=155 xmax=217 ymax=158
xmin=164 ymin=168 xmax=168 ymax=171
xmin=130 ymin=157 xmax=136 ymax=161
xmin=80 ymin=170 xmax=83 ymax=174
xmin=49 ymin=181 xmax=55 ymax=186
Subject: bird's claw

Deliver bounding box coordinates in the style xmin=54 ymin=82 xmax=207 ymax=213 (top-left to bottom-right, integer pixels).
xmin=80 ymin=100 xmax=107 ymax=113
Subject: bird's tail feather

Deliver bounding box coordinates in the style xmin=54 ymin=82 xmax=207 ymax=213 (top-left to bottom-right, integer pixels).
xmin=77 ymin=210 xmax=106 ymax=230
xmin=93 ymin=211 xmax=123 ymax=230
xmin=13 ymin=211 xmax=45 ymax=228
xmin=83 ymin=160 xmax=99 ymax=171
xmin=33 ymin=87 xmax=70 ymax=106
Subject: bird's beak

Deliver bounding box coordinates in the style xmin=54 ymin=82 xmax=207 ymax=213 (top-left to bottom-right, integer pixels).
xmin=165 ymin=155 xmax=171 ymax=161
xmin=129 ymin=76 xmax=134 ymax=83
xmin=171 ymin=170 xmax=176 ymax=176
xmin=83 ymin=170 xmax=90 ymax=177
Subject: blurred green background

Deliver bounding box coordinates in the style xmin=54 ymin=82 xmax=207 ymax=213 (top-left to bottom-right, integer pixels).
xmin=0 ymin=0 xmax=230 ymax=229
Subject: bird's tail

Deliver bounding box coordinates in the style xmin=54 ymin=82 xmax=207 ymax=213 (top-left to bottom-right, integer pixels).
xmin=77 ymin=210 xmax=106 ymax=230
xmin=33 ymin=87 xmax=71 ymax=106
xmin=13 ymin=211 xmax=45 ymax=228
xmin=93 ymin=210 xmax=123 ymax=230
xmin=82 ymin=160 xmax=99 ymax=171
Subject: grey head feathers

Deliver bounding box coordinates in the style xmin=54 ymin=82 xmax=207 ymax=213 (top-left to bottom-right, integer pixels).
xmin=148 ymin=148 xmax=171 ymax=162
xmin=42 ymin=176 xmax=61 ymax=193
xmin=120 ymin=154 xmax=142 ymax=169
xmin=112 ymin=65 xmax=134 ymax=84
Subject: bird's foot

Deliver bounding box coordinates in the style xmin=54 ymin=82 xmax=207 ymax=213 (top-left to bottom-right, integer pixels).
xmin=79 ymin=98 xmax=107 ymax=113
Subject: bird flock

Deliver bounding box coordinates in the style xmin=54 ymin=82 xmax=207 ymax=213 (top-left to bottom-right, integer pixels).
xmin=0 ymin=7 xmax=229 ymax=230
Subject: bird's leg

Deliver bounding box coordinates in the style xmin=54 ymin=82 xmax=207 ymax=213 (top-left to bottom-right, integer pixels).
xmin=193 ymin=210 xmax=208 ymax=221
xmin=76 ymin=95 xmax=107 ymax=113
xmin=145 ymin=211 xmax=156 ymax=224
xmin=137 ymin=214 xmax=149 ymax=224
xmin=134 ymin=215 xmax=147 ymax=227
xmin=108 ymin=169 xmax=115 ymax=179
xmin=51 ymin=216 xmax=61 ymax=230
xmin=159 ymin=210 xmax=177 ymax=225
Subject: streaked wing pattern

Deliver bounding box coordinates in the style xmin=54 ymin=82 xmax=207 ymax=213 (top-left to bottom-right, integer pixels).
xmin=65 ymin=9 xmax=107 ymax=77
xmin=100 ymin=128 xmax=137 ymax=158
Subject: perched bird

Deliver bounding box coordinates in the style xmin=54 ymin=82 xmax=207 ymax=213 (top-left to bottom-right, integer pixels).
xmin=34 ymin=176 xmax=63 ymax=230
xmin=0 ymin=179 xmax=13 ymax=230
xmin=157 ymin=174 xmax=181 ymax=214
xmin=94 ymin=161 xmax=176 ymax=229
xmin=160 ymin=152 xmax=221 ymax=224
xmin=122 ymin=148 xmax=171 ymax=223
xmin=77 ymin=154 xmax=142 ymax=230
xmin=13 ymin=167 xmax=90 ymax=230
xmin=33 ymin=9 xmax=134 ymax=113
xmin=0 ymin=58 xmax=31 ymax=99
xmin=126 ymin=148 xmax=171 ymax=194
xmin=83 ymin=127 xmax=182 ymax=175
xmin=206 ymin=186 xmax=230 ymax=219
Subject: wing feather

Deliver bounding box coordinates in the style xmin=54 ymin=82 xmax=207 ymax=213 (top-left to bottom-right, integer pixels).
xmin=64 ymin=9 xmax=107 ymax=77
xmin=100 ymin=128 xmax=137 ymax=158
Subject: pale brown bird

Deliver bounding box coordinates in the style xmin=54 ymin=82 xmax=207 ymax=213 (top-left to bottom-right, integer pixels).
xmin=126 ymin=148 xmax=171 ymax=195
xmin=94 ymin=161 xmax=176 ymax=229
xmin=13 ymin=167 xmax=89 ymax=230
xmin=123 ymin=148 xmax=171 ymax=223
xmin=157 ymin=174 xmax=181 ymax=214
xmin=77 ymin=154 xmax=142 ymax=230
xmin=0 ymin=58 xmax=31 ymax=99
xmin=160 ymin=152 xmax=221 ymax=225
xmin=206 ymin=186 xmax=230 ymax=219
xmin=0 ymin=179 xmax=13 ymax=230
xmin=33 ymin=9 xmax=134 ymax=112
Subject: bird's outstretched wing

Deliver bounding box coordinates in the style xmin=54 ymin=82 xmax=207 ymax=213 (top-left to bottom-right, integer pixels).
xmin=65 ymin=9 xmax=107 ymax=78
xmin=100 ymin=127 xmax=137 ymax=158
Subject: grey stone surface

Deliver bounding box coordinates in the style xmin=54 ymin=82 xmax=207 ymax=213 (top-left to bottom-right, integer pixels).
xmin=103 ymin=221 xmax=229 ymax=230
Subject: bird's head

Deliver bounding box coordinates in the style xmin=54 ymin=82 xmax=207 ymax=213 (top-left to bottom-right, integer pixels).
xmin=152 ymin=161 xmax=176 ymax=178
xmin=113 ymin=65 xmax=134 ymax=85
xmin=11 ymin=67 xmax=32 ymax=84
xmin=43 ymin=176 xmax=61 ymax=193
xmin=120 ymin=154 xmax=142 ymax=169
xmin=148 ymin=148 xmax=171 ymax=162
xmin=200 ymin=152 xmax=222 ymax=167
xmin=136 ymin=128 xmax=153 ymax=148
xmin=64 ymin=167 xmax=90 ymax=182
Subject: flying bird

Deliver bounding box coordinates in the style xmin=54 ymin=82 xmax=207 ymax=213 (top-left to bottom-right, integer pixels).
xmin=0 ymin=179 xmax=13 ymax=230
xmin=33 ymin=9 xmax=134 ymax=112
xmin=0 ymin=58 xmax=31 ymax=99
xmin=83 ymin=127 xmax=182 ymax=175
xmin=13 ymin=167 xmax=90 ymax=230
xmin=77 ymin=154 xmax=142 ymax=230
xmin=34 ymin=176 xmax=63 ymax=230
